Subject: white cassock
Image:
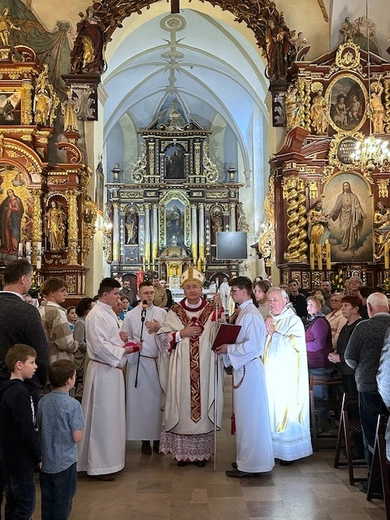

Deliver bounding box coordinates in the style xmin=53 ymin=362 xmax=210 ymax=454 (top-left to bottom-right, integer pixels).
xmin=121 ymin=304 xmax=167 ymax=440
xmin=218 ymin=282 xmax=230 ymax=313
xmin=77 ymin=301 xmax=127 ymax=476
xmin=157 ymin=298 xmax=224 ymax=462
xmin=263 ymin=305 xmax=313 ymax=462
xmin=223 ymin=300 xmax=274 ymax=473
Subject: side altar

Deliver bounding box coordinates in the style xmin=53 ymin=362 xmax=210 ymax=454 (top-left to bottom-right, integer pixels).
xmin=269 ymin=38 xmax=390 ymax=290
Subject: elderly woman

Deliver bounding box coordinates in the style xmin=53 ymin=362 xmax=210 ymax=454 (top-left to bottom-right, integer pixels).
xmin=253 ymin=280 xmax=271 ymax=319
xmin=305 ymin=295 xmax=333 ymax=432
xmin=326 ymin=292 xmax=347 ymax=350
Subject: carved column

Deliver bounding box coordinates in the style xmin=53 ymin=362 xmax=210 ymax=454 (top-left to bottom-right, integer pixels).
xmin=31 ymin=189 xmax=42 ymax=265
xmin=191 ymin=203 xmax=198 ymax=264
xmin=198 ymin=203 xmax=205 ymax=268
xmin=230 ymin=203 xmax=236 ymax=231
xmin=152 ymin=204 xmax=158 ymax=267
xmin=112 ymin=202 xmax=120 ymax=264
xmin=66 ymin=190 xmax=79 ymax=265
xmin=284 ymin=177 xmax=308 ymax=263
xmin=144 ymin=203 xmax=151 ymax=266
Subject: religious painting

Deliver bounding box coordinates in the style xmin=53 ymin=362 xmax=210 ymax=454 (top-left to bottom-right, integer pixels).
xmin=0 ymin=91 xmax=21 ymax=125
xmin=166 ymin=199 xmax=185 ymax=246
xmin=0 ymin=166 xmax=31 ymax=263
xmin=124 ymin=205 xmax=138 ymax=245
xmin=165 ymin=144 xmax=185 ymax=180
xmin=327 ymin=75 xmax=366 ymax=133
xmin=322 ymin=172 xmax=373 ymax=262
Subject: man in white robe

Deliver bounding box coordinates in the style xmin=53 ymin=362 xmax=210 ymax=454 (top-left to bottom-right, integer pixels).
xmin=264 ymin=287 xmax=313 ymax=464
xmin=215 ymin=276 xmax=274 ymax=478
xmin=78 ymin=278 xmax=138 ymax=480
xmin=122 ymin=281 xmax=167 ymax=454
xmin=157 ymin=267 xmax=224 ymax=467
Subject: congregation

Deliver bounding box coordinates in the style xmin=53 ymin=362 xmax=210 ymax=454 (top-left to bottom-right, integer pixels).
xmin=0 ymin=260 xmax=390 ymax=519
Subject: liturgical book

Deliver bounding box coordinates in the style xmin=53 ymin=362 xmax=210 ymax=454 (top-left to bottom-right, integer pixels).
xmin=211 ymin=323 xmax=241 ymax=350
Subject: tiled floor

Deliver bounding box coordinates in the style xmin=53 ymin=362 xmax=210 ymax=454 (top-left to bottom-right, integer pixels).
xmin=31 ymin=378 xmax=386 ymax=520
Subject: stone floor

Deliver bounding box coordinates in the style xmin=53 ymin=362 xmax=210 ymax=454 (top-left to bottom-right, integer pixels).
xmin=30 ymin=379 xmax=386 ymax=520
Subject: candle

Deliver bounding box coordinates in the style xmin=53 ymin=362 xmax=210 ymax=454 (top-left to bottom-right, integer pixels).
xmin=385 ymin=243 xmax=389 ymax=270
xmin=26 ymin=241 xmax=31 ymax=255
xmin=309 ymin=244 xmax=314 ymax=270
xmin=318 ymin=248 xmax=323 ymax=271
xmin=37 ymin=242 xmax=42 ymax=254
xmin=325 ymin=240 xmax=331 ymax=270
xmin=18 ymin=243 xmax=23 ymax=258
xmin=37 ymin=256 xmax=42 ymax=270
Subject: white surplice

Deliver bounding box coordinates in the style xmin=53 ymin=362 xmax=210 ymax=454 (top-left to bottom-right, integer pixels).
xmin=77 ymin=301 xmax=127 ymax=476
xmin=223 ymin=300 xmax=274 ymax=473
xmin=122 ymin=304 xmax=167 ymax=440
xmin=263 ymin=305 xmax=313 ymax=462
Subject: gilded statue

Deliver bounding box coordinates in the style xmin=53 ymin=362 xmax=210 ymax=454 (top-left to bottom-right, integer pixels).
xmin=307 ymin=200 xmax=330 ymax=259
xmin=34 ymin=64 xmax=59 ymax=127
xmin=369 ymin=81 xmax=385 ymax=134
xmin=44 ymin=200 xmax=67 ymax=251
xmin=311 ymin=84 xmax=328 ymax=135
xmin=125 ymin=207 xmax=138 ymax=244
xmin=61 ymin=90 xmax=79 ymax=133
xmin=0 ymin=7 xmax=20 ymax=47
xmin=71 ymin=6 xmax=105 ymax=74
xmin=285 ymin=84 xmax=301 ymax=129
xmin=373 ymin=201 xmax=390 ymax=260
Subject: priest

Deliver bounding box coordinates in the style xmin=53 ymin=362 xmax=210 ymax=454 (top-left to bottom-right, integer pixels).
xmin=264 ymin=287 xmax=313 ymax=465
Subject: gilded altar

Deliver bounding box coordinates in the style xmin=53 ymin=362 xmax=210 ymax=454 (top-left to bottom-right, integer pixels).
xmin=0 ymin=45 xmax=96 ymax=297
xmin=270 ymin=40 xmax=390 ymax=289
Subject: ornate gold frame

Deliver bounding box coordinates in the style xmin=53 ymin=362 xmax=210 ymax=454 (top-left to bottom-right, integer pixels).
xmin=326 ymin=73 xmax=368 ymax=134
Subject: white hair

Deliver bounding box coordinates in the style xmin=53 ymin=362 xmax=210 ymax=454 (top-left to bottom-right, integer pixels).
xmin=268 ymin=287 xmax=289 ymax=300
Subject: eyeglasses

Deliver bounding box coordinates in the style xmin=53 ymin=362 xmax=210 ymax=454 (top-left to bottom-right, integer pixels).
xmin=330 ymin=299 xmax=341 ymax=302
xmin=230 ymin=288 xmax=242 ymax=293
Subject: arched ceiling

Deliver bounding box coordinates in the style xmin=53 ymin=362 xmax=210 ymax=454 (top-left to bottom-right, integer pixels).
xmin=103 ymin=5 xmax=270 ymax=172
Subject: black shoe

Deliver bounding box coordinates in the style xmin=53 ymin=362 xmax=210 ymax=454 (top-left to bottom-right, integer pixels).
xmin=357 ymin=480 xmax=383 ymax=499
xmin=141 ymin=441 xmax=152 ymax=455
xmin=153 ymin=440 xmax=160 ymax=453
xmin=177 ymin=461 xmax=188 ymax=467
xmin=193 ymin=460 xmax=206 ymax=467
xmin=231 ymin=462 xmax=237 ymax=469
xmin=279 ymin=460 xmax=295 ymax=466
xmin=225 ymin=469 xmax=261 ymax=478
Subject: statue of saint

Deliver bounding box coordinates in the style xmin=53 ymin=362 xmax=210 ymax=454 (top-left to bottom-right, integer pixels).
xmin=374 ymin=201 xmax=390 ymax=260
xmin=125 ymin=208 xmax=138 ymax=244
xmin=311 ymin=86 xmax=328 ymax=134
xmin=285 ymin=84 xmax=301 ymax=129
xmin=44 ymin=200 xmax=67 ymax=251
xmin=0 ymin=7 xmax=20 ymax=47
xmin=71 ymin=6 xmax=105 ymax=74
xmin=61 ymin=90 xmax=79 ymax=132
xmin=370 ymin=82 xmax=385 ymax=134
xmin=307 ymin=200 xmax=330 ymax=259
xmin=340 ymin=17 xmax=355 ymax=43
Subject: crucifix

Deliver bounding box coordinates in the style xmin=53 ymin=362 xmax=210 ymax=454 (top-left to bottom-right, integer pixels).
xmin=171 ymin=0 xmax=180 ymax=14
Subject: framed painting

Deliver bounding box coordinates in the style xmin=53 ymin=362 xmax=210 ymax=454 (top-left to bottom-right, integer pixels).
xmin=326 ymin=74 xmax=367 ymax=133
xmin=322 ymin=172 xmax=373 ymax=262
xmin=165 ymin=144 xmax=185 ymax=180
xmin=0 ymin=91 xmax=21 ymax=125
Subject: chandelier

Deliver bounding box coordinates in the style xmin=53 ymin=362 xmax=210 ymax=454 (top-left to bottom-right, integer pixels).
xmin=351 ymin=135 xmax=390 ymax=172
xmin=351 ymin=0 xmax=390 ymax=172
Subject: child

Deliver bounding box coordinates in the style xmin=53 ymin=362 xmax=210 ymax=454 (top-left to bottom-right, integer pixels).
xmin=66 ymin=306 xmax=77 ymax=332
xmin=0 ymin=344 xmax=41 ymax=520
xmin=37 ymin=360 xmax=85 ymax=520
